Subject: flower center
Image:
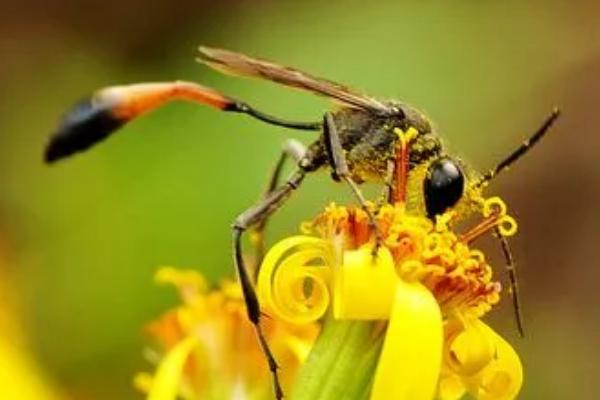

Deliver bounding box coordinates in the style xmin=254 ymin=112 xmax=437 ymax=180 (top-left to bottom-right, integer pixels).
xmin=304 ymin=202 xmax=507 ymax=319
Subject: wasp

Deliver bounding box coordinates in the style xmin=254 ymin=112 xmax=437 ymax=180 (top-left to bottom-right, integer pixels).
xmin=45 ymin=46 xmax=559 ymax=399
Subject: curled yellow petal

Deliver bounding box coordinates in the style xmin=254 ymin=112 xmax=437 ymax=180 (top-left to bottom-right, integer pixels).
xmin=442 ymin=319 xmax=523 ymax=400
xmin=437 ymin=372 xmax=467 ymax=400
xmin=147 ymin=336 xmax=198 ymax=400
xmin=333 ymin=245 xmax=398 ymax=319
xmin=257 ymin=236 xmax=332 ymax=324
xmin=467 ymin=321 xmax=523 ymax=400
xmin=445 ymin=319 xmax=495 ymax=377
xmin=370 ymin=279 xmax=443 ymax=400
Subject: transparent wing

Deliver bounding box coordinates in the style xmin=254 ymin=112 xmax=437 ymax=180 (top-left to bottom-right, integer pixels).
xmin=198 ymin=46 xmax=392 ymax=114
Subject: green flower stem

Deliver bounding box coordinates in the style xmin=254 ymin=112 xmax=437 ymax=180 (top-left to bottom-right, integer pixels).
xmin=291 ymin=316 xmax=384 ymax=400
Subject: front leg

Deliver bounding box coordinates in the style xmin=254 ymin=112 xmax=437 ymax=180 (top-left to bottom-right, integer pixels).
xmin=323 ymin=112 xmax=382 ymax=251
xmin=232 ymin=170 xmax=305 ymax=400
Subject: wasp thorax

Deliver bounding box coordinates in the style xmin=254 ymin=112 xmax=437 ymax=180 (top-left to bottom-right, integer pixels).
xmin=408 ymin=133 xmax=442 ymax=169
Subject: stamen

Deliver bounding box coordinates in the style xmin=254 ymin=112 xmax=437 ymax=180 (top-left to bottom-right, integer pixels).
xmin=266 ymin=202 xmax=503 ymax=322
xmin=392 ymin=127 xmax=418 ymax=204
xmin=459 ymin=214 xmax=501 ymax=244
xmin=459 ymin=197 xmax=517 ymax=244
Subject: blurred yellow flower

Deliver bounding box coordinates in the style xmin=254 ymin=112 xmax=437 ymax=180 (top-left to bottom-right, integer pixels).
xmin=136 ymin=267 xmax=318 ymax=400
xmin=257 ymin=201 xmax=522 ymax=400
xmin=0 ymin=238 xmax=65 ymax=400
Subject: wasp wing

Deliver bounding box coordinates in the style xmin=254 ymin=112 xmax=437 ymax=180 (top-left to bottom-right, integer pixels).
xmin=198 ymin=46 xmax=392 ymax=114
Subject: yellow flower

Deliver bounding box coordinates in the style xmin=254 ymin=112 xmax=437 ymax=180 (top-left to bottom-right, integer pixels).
xmin=257 ymin=200 xmax=522 ymax=400
xmin=0 ymin=239 xmax=65 ymax=400
xmin=136 ymin=267 xmax=319 ymax=400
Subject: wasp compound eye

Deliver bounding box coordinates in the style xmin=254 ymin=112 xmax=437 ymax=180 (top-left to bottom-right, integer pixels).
xmin=424 ymin=158 xmax=464 ymax=218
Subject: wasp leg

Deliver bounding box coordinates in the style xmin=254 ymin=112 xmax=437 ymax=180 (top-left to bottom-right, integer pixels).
xmin=323 ymin=113 xmax=382 ymax=252
xmin=375 ymin=159 xmax=395 ymax=208
xmin=370 ymin=160 xmax=395 ymax=218
xmin=232 ymin=170 xmax=306 ymax=400
xmin=252 ymin=140 xmax=308 ymax=277
xmin=45 ymin=81 xmax=321 ymax=163
xmin=494 ymin=228 xmax=525 ymax=337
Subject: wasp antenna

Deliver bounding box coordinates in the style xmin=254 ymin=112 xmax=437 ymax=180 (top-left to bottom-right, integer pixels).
xmin=476 ymin=107 xmax=560 ymax=186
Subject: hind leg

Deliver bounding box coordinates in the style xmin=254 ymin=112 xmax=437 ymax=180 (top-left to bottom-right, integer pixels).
xmin=252 ymin=140 xmax=308 ymax=276
xmin=232 ymin=169 xmax=306 ymax=400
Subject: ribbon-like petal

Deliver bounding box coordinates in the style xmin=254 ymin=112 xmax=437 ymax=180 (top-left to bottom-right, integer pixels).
xmin=439 ymin=319 xmax=523 ymax=400
xmin=333 ymin=245 xmax=398 ymax=320
xmin=257 ymin=236 xmax=332 ymax=324
xmin=147 ymin=336 xmax=198 ymax=400
xmin=370 ymin=279 xmax=443 ymax=400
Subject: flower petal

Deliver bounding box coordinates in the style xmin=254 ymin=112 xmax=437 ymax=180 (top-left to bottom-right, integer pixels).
xmin=466 ymin=321 xmax=523 ymax=400
xmin=437 ymin=371 xmax=467 ymax=400
xmin=370 ymin=279 xmax=443 ymax=400
xmin=0 ymin=336 xmax=64 ymax=400
xmin=257 ymin=236 xmax=332 ymax=324
xmin=442 ymin=319 xmax=523 ymax=400
xmin=147 ymin=336 xmax=198 ymax=400
xmin=445 ymin=318 xmax=495 ymax=377
xmin=333 ymin=245 xmax=397 ymax=320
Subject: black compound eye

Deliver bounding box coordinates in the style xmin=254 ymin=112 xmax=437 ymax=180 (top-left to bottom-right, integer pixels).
xmin=424 ymin=158 xmax=464 ymax=218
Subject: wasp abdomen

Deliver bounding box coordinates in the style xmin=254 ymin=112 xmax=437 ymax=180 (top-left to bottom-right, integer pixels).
xmin=45 ymin=82 xmax=238 ymax=163
xmin=44 ymin=98 xmax=124 ymax=163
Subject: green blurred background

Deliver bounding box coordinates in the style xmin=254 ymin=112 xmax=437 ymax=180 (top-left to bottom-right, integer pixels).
xmin=1 ymin=1 xmax=599 ymax=398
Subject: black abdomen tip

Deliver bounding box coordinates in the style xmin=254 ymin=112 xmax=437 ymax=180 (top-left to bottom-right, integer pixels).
xmin=45 ymin=98 xmax=125 ymax=163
